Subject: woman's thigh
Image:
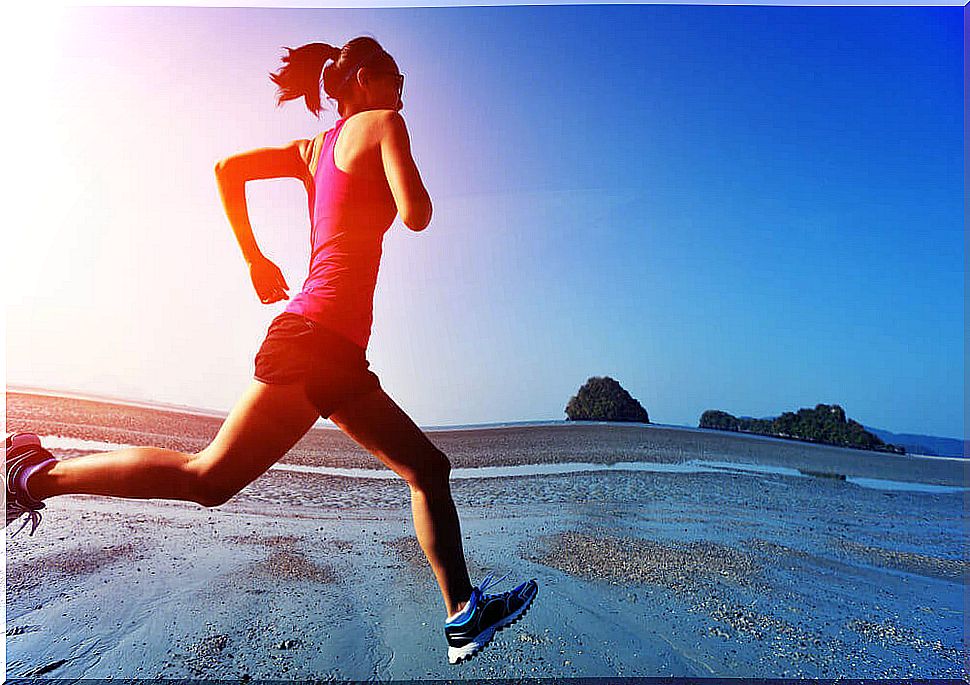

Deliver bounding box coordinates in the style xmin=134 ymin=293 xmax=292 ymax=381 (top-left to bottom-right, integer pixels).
xmin=192 ymin=379 xmax=321 ymax=493
xmin=329 ymin=388 xmax=449 ymax=486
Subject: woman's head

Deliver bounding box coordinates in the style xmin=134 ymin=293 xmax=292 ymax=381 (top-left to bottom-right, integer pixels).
xmin=269 ymin=36 xmax=403 ymax=118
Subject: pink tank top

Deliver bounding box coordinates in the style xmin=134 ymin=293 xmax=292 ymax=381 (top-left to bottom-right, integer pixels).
xmin=284 ymin=116 xmax=397 ymax=350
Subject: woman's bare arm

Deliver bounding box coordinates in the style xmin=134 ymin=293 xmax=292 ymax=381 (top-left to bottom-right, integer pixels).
xmin=377 ymin=112 xmax=432 ymax=232
xmin=214 ymin=139 xmax=312 ymax=303
xmin=214 ymin=139 xmax=311 ymax=263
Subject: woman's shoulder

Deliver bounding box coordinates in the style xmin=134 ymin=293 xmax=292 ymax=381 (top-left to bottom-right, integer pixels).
xmin=346 ymin=108 xmax=400 ymax=124
xmin=302 ymin=129 xmax=332 ymax=178
xmin=344 ymin=109 xmax=407 ymax=139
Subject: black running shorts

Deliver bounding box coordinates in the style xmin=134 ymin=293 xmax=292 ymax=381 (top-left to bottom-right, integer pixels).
xmin=253 ymin=312 xmax=382 ymax=418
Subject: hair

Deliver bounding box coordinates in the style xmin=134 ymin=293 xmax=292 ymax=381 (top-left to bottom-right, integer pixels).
xmin=269 ymin=36 xmax=396 ymax=118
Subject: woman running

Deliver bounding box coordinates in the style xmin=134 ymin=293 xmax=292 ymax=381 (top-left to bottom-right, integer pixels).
xmin=6 ymin=35 xmax=537 ymax=665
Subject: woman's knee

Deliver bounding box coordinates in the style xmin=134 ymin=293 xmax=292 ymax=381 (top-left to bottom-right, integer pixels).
xmin=404 ymin=448 xmax=453 ymax=493
xmin=194 ymin=483 xmax=236 ymax=509
xmin=185 ymin=448 xmax=241 ymax=508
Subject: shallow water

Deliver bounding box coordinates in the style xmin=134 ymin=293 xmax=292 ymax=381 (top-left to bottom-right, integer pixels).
xmin=41 ymin=435 xmax=968 ymax=494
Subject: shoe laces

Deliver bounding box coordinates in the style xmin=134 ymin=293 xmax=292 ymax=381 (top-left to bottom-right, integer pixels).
xmin=8 ymin=501 xmax=44 ymax=537
xmin=475 ymin=570 xmax=512 ymax=600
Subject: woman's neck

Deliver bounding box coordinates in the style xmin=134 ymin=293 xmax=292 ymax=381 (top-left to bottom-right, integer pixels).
xmin=339 ymin=104 xmax=378 ymax=119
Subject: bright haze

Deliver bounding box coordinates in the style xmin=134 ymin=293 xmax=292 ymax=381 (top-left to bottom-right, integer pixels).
xmin=5 ymin=4 xmax=963 ymax=439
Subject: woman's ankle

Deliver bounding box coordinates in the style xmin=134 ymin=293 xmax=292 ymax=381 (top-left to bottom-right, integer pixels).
xmin=446 ymin=599 xmax=469 ymax=621
xmin=19 ymin=459 xmax=58 ymax=502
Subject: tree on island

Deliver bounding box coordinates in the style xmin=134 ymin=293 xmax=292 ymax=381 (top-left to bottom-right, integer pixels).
xmin=698 ymin=403 xmax=905 ymax=454
xmin=565 ymin=376 xmax=650 ymax=423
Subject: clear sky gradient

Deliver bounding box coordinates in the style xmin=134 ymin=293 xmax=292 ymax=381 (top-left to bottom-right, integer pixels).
xmin=6 ymin=5 xmax=963 ymax=438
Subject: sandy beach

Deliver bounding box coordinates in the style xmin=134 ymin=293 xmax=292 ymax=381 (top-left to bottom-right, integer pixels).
xmin=5 ymin=391 xmax=968 ymax=680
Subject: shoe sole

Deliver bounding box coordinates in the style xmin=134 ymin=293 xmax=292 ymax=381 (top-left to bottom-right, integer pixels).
xmin=448 ymin=583 xmax=538 ymax=665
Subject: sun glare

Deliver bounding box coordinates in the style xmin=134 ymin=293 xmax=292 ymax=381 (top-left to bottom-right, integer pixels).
xmin=8 ymin=3 xmax=74 ymax=299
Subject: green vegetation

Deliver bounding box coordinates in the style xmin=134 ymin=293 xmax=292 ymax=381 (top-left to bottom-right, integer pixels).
xmin=699 ymin=403 xmax=906 ymax=454
xmin=565 ymin=376 xmax=649 ymax=423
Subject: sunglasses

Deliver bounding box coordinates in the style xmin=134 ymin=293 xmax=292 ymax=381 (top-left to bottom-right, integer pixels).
xmin=335 ymin=47 xmax=404 ymax=95
xmin=373 ymin=70 xmax=405 ymax=94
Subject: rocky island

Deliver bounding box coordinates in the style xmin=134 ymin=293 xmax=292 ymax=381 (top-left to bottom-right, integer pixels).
xmin=565 ymin=376 xmax=649 ymax=423
xmin=699 ymin=403 xmax=906 ymax=454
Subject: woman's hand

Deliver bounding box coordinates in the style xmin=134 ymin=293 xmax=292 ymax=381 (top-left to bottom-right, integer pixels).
xmin=249 ymin=255 xmax=290 ymax=304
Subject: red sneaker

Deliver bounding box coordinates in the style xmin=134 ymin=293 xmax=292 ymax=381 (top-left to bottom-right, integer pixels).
xmin=5 ymin=432 xmax=57 ymax=537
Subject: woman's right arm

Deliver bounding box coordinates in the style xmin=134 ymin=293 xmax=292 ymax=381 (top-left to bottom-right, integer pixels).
xmin=214 ymin=139 xmax=311 ymax=264
xmin=214 ymin=140 xmax=310 ymax=303
xmin=378 ymin=111 xmax=433 ymax=232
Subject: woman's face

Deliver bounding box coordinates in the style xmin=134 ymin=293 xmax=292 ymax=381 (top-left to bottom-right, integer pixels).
xmin=364 ymin=63 xmax=404 ymax=111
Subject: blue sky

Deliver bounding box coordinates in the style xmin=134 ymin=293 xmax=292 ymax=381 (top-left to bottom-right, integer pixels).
xmin=6 ymin=5 xmax=963 ymax=439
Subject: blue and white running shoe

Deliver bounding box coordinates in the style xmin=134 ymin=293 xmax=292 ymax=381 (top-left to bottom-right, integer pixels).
xmin=444 ymin=571 xmax=538 ymax=664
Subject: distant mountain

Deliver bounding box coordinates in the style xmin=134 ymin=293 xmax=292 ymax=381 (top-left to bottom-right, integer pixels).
xmin=736 ymin=412 xmax=964 ymax=459
xmin=861 ymin=427 xmax=965 ymax=459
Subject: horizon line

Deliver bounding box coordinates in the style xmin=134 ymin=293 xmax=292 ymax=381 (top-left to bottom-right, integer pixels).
xmin=3 ymin=383 xmax=580 ymax=430
xmin=5 ymin=383 xmax=965 ymax=443
xmin=4 ymin=383 xmax=697 ymax=432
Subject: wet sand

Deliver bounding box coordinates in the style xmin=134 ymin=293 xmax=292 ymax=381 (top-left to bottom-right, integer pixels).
xmin=5 ymin=392 xmax=968 ymax=680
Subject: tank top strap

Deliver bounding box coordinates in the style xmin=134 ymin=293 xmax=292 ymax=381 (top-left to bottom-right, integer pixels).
xmin=324 ymin=117 xmax=349 ymax=172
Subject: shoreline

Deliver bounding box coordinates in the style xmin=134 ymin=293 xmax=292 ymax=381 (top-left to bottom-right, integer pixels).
xmin=8 ymin=388 xmax=962 ymax=456
xmin=7 ymin=392 xmax=965 ymax=487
